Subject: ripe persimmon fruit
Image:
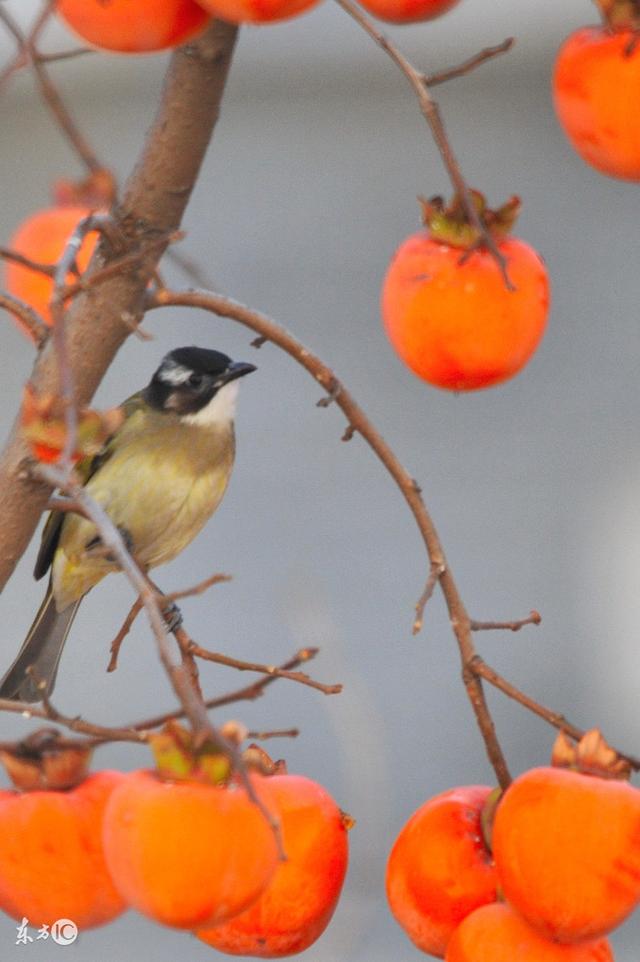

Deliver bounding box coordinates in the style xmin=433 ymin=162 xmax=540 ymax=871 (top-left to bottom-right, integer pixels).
xmin=386 ymin=785 xmax=497 ymax=958
xmin=195 ymin=0 xmax=320 ymax=25
xmin=196 ymin=773 xmax=350 ymax=957
xmin=0 ymin=770 xmax=126 ymax=929
xmin=56 ymin=0 xmax=211 ymax=54
xmin=381 ymin=194 xmax=549 ymax=392
xmin=492 ymin=766 xmax=640 ymax=942
xmin=4 ymin=206 xmax=98 ymax=335
xmin=553 ymin=25 xmax=640 ymax=181
xmin=102 ymin=769 xmax=279 ymax=929
xmin=445 ymin=903 xmax=614 ymax=962
xmin=356 ymin=0 xmax=460 ymax=25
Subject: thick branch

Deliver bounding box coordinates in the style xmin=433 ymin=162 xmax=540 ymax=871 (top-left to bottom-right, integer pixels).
xmin=0 ymin=21 xmax=238 ymax=593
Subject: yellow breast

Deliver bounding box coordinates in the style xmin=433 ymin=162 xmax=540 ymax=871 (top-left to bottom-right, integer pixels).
xmin=52 ymin=410 xmax=235 ymax=610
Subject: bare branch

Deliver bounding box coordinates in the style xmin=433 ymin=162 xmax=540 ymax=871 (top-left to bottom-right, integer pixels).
xmin=470 ymin=656 xmax=640 ymax=772
xmin=185 ymin=637 xmax=343 ymax=696
xmin=149 ymin=288 xmax=513 ymax=788
xmin=470 ymin=610 xmax=542 ymax=632
xmin=0 ymin=292 xmax=48 ymax=346
xmin=423 ymin=37 xmax=515 ymax=86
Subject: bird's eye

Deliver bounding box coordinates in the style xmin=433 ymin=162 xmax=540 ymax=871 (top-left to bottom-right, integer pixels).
xmin=187 ymin=372 xmax=204 ymax=390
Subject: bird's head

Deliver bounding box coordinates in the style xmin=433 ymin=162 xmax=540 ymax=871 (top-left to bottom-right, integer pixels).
xmin=144 ymin=347 xmax=256 ymax=425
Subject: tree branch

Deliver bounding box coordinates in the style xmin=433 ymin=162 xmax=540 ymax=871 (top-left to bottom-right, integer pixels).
xmin=149 ymin=287 xmax=513 ymax=788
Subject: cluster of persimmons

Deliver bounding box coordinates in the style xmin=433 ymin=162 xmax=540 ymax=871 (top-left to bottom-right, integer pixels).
xmin=0 ymin=730 xmax=350 ymax=956
xmin=386 ymin=732 xmax=640 ymax=960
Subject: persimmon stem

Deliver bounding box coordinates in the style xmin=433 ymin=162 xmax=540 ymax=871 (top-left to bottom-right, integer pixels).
xmin=333 ymin=0 xmax=514 ymax=289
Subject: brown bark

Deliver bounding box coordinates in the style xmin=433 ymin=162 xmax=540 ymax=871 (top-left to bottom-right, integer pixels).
xmin=0 ymin=20 xmax=238 ymax=593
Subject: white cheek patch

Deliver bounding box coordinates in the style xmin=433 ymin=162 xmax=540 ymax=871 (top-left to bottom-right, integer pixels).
xmin=159 ymin=361 xmax=192 ymax=386
xmin=182 ymin=381 xmax=239 ymax=427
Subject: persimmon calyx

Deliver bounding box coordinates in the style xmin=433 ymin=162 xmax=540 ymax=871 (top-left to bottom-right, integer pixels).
xmin=53 ymin=169 xmax=117 ymax=210
xmin=0 ymin=729 xmax=93 ymax=791
xmin=418 ymin=191 xmax=522 ymax=250
xmin=149 ymin=721 xmax=233 ymax=785
xmin=596 ymin=0 xmax=640 ymax=32
xmin=551 ymin=728 xmax=632 ymax=780
xmin=21 ymin=384 xmax=124 ymax=465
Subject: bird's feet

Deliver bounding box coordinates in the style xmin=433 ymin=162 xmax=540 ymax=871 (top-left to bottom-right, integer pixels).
xmin=162 ymin=601 xmax=183 ymax=633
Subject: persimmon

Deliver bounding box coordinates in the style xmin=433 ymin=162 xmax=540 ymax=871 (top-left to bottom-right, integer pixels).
xmin=492 ymin=766 xmax=640 ymax=942
xmin=445 ymin=903 xmax=614 ymax=962
xmin=381 ymin=194 xmax=549 ymax=392
xmin=553 ymin=24 xmax=640 ymax=181
xmin=4 ymin=206 xmax=97 ymax=335
xmin=196 ymin=773 xmax=350 ymax=957
xmin=0 ymin=770 xmax=127 ymax=929
xmin=56 ymin=0 xmax=211 ymax=54
xmin=102 ymin=769 xmax=279 ymax=929
xmin=194 ymin=0 xmax=320 ymax=25
xmin=386 ymin=785 xmax=497 ymax=958
xmin=356 ymin=0 xmax=460 ymax=25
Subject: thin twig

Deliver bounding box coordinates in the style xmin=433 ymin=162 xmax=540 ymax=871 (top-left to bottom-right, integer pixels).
xmin=61 ymin=231 xmax=183 ymax=303
xmin=0 ymin=292 xmax=48 ymax=347
xmin=186 ymin=637 xmax=343 ymax=695
xmin=0 ymin=692 xmax=148 ymax=744
xmin=129 ymin=648 xmax=321 ymax=731
xmin=107 ymin=598 xmax=144 ymax=672
xmin=470 ymin=610 xmax=541 ymax=633
xmin=413 ymin=561 xmax=445 ymax=635
xmin=247 ymin=728 xmax=299 ymax=740
xmin=0 ymin=247 xmax=57 ymax=279
xmin=423 ymin=38 xmax=515 ymax=86
xmin=470 ymin=656 xmax=640 ymax=772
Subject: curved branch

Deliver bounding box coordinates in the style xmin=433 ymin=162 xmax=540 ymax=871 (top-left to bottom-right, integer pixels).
xmin=148 ymin=287 xmax=512 ymax=787
xmin=0 ymin=20 xmax=238 ymax=594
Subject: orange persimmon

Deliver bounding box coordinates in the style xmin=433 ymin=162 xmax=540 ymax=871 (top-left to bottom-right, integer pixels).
xmin=4 ymin=206 xmax=97 ymax=334
xmin=0 ymin=770 xmax=126 ymax=929
xmin=553 ymin=25 xmax=640 ymax=180
xmin=445 ymin=903 xmax=614 ymax=962
xmin=381 ymin=194 xmax=549 ymax=392
xmin=102 ymin=769 xmax=278 ymax=929
xmin=196 ymin=773 xmax=350 ymax=957
xmin=56 ymin=0 xmax=211 ymax=53
xmin=357 ymin=0 xmax=460 ymax=25
xmin=492 ymin=766 xmax=640 ymax=942
xmin=195 ymin=0 xmax=320 ymax=25
xmin=386 ymin=785 xmax=497 ymax=958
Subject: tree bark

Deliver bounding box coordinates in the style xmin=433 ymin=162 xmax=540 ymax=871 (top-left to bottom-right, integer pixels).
xmin=0 ymin=19 xmax=238 ymax=593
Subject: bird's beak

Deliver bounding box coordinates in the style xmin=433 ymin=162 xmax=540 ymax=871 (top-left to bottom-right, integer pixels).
xmin=217 ymin=361 xmax=257 ymax=386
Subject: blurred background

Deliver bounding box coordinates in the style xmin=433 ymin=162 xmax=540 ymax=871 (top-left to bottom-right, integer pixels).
xmin=1 ymin=0 xmax=639 ymax=958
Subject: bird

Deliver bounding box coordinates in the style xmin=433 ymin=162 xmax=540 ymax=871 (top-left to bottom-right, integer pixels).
xmin=0 ymin=346 xmax=256 ymax=703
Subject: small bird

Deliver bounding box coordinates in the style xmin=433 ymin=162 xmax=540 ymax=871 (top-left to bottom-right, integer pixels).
xmin=0 ymin=346 xmax=256 ymax=702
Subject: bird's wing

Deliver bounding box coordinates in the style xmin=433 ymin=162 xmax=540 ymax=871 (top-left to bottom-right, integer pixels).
xmin=33 ymin=391 xmax=145 ymax=580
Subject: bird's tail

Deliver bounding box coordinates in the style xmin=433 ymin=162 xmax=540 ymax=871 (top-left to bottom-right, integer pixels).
xmin=0 ymin=582 xmax=81 ymax=703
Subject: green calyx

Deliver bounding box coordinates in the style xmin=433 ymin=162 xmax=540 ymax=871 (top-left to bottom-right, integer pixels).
xmin=418 ymin=191 xmax=521 ymax=250
xmin=149 ymin=721 xmax=231 ymax=786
